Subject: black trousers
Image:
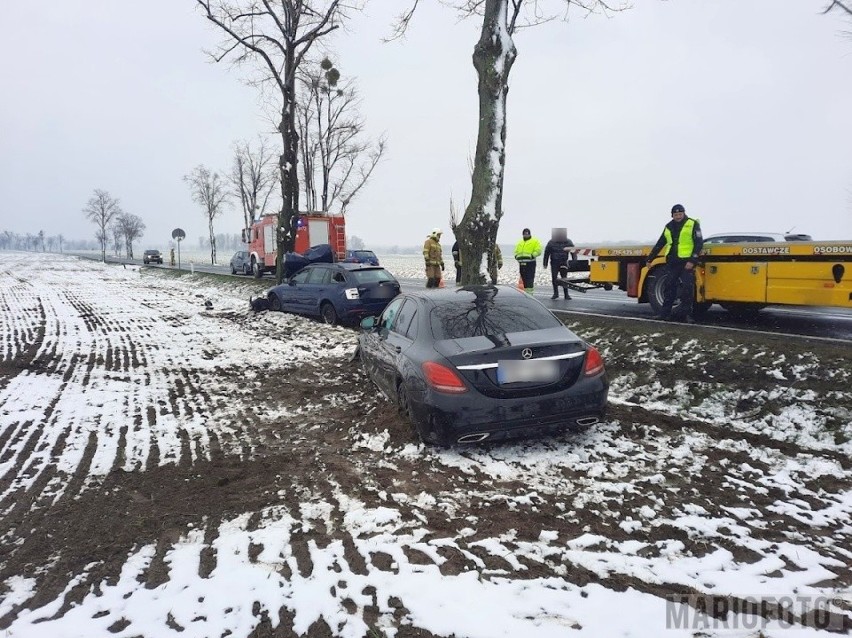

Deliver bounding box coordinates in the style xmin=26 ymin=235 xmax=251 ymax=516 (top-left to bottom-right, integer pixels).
xmin=455 ymin=264 xmax=461 ymax=283
xmin=519 ymin=260 xmax=536 ymax=289
xmin=550 ymin=263 xmax=566 ymax=293
xmin=661 ymin=259 xmax=695 ymax=318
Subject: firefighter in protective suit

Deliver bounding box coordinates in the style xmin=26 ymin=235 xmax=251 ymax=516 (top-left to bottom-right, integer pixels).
xmin=423 ymin=228 xmax=445 ymax=288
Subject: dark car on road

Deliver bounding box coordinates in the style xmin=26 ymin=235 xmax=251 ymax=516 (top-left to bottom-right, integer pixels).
xmin=143 ymin=249 xmax=163 ymax=265
xmin=344 ymin=249 xmax=380 ymax=266
xmin=356 ymin=286 xmax=608 ymax=446
xmin=230 ymin=250 xmax=252 ymax=275
xmin=267 ymin=263 xmax=400 ymax=325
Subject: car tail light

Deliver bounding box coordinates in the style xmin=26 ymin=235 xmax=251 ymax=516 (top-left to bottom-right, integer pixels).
xmin=422 ymin=361 xmax=468 ymax=394
xmin=345 ymin=288 xmax=360 ymax=300
xmin=583 ymin=347 xmax=605 ymax=377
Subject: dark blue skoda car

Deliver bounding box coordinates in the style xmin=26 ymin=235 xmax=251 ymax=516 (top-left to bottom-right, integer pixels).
xmin=267 ymin=263 xmax=400 ymax=325
xmin=356 ymin=286 xmax=608 ymax=446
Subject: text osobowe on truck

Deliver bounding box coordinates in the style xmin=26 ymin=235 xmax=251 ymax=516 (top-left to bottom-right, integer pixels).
xmin=570 ymin=239 xmax=852 ymax=317
xmin=243 ymin=212 xmax=346 ymax=277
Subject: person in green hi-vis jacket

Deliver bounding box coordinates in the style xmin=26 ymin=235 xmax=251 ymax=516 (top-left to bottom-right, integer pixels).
xmin=514 ymin=228 xmax=542 ymax=294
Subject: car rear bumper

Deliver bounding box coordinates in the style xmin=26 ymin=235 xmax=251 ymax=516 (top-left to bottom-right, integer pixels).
xmin=338 ymin=300 xmax=394 ymax=322
xmin=408 ymin=374 xmax=609 ymax=444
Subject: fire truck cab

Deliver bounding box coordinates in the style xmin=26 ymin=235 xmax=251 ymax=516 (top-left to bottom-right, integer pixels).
xmin=243 ymin=212 xmax=346 ymax=277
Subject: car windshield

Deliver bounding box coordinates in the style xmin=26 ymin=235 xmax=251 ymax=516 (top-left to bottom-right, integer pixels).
xmin=349 ymin=269 xmax=394 ymax=284
xmin=430 ymin=296 xmax=562 ymax=340
xmin=145 ymin=250 xmax=160 ymax=255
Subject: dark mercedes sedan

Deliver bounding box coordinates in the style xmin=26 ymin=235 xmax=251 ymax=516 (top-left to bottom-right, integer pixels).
xmin=267 ymin=263 xmax=400 ymax=325
xmin=357 ymin=286 xmax=608 ymax=446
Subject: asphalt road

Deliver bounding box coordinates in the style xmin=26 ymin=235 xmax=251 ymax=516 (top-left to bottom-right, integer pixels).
xmin=94 ymin=254 xmax=852 ymax=342
xmin=396 ymin=278 xmax=852 ymax=344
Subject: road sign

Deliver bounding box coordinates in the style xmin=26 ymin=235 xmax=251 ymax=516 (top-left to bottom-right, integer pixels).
xmin=172 ymin=228 xmax=185 ymax=270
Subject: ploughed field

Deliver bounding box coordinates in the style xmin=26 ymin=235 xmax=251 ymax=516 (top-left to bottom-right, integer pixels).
xmin=0 ymin=252 xmax=850 ymax=638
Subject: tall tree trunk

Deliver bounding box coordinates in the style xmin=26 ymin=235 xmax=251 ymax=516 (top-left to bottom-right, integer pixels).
xmin=208 ymin=217 xmax=216 ymax=265
xmin=276 ymin=50 xmax=300 ymax=284
xmin=459 ymin=0 xmax=516 ymax=285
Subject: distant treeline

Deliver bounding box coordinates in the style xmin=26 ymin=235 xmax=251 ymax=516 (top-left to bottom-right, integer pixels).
xmin=0 ymin=230 xmax=100 ymax=252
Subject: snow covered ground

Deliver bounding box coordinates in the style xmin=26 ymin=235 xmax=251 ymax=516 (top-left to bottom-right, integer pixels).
xmin=0 ymin=252 xmax=850 ymax=637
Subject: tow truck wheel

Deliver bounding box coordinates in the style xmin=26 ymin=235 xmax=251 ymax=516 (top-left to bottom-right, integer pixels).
xmin=252 ymin=259 xmax=262 ymax=279
xmin=646 ymin=267 xmax=707 ymax=318
xmin=644 ymin=267 xmax=673 ymax=316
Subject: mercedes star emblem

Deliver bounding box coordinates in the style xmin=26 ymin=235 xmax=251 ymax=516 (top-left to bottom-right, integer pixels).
xmin=521 ymin=348 xmax=533 ymax=360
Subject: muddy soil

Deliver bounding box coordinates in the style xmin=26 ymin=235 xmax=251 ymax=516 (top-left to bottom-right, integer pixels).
xmin=1 ymin=267 xmax=851 ymax=636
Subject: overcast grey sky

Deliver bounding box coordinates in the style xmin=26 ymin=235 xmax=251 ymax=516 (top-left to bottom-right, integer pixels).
xmin=1 ymin=1 xmax=851 ymax=249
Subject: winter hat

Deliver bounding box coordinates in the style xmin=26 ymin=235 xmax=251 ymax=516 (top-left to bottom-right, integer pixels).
xmin=671 ymin=204 xmax=686 ymax=215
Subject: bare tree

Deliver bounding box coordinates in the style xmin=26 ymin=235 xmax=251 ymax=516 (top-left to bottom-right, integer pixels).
xmin=297 ymin=57 xmax=386 ymax=214
xmin=184 ymin=165 xmax=229 ymax=265
xmin=83 ymin=189 xmax=123 ymax=261
xmin=230 ymin=137 xmax=279 ymax=238
xmin=393 ymin=0 xmax=625 ymax=284
xmin=824 ymin=0 xmax=852 ymax=16
xmin=824 ymin=0 xmax=852 ymax=38
xmin=117 ymin=212 xmax=146 ymax=259
xmin=111 ymin=223 xmax=123 ymax=257
xmin=196 ymin=0 xmax=359 ymax=283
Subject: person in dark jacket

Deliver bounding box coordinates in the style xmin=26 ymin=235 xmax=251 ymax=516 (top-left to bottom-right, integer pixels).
xmin=451 ymin=240 xmax=461 ymax=284
xmin=646 ymin=203 xmax=704 ymax=322
xmin=542 ymin=228 xmax=575 ymax=299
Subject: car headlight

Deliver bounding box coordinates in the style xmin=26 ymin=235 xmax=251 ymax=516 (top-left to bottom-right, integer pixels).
xmin=345 ymin=288 xmax=360 ymax=300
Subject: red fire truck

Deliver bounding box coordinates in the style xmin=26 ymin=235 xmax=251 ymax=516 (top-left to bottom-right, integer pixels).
xmin=243 ymin=212 xmax=346 ymax=277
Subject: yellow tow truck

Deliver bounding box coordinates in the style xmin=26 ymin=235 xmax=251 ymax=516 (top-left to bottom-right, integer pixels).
xmin=579 ymin=240 xmax=852 ymax=318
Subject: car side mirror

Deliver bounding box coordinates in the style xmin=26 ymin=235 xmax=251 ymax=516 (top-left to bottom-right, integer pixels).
xmin=360 ymin=316 xmax=377 ymax=330
xmin=288 ymin=279 xmax=297 ymax=286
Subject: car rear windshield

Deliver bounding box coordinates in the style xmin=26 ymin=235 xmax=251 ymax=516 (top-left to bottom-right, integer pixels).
xmin=705 ymin=235 xmax=780 ymax=244
xmin=430 ymin=298 xmax=562 ymax=340
xmin=354 ymin=251 xmax=376 ymax=258
xmin=348 ymin=269 xmax=394 ymax=284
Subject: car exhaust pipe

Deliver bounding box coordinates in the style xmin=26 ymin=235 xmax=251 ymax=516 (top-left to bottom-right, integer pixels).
xmin=575 ymin=417 xmax=600 ymax=427
xmin=457 ymin=433 xmax=490 ymax=443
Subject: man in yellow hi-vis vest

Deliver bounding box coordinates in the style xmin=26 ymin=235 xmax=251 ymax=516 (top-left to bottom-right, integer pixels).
xmin=646 ymin=203 xmax=704 ymax=323
xmin=514 ymin=228 xmax=543 ymax=294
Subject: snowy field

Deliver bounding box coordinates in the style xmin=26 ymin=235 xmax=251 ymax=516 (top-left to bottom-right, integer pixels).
xmin=0 ymin=252 xmax=850 ymax=637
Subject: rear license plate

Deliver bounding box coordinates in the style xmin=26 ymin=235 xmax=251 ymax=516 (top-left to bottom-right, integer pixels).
xmin=497 ymin=360 xmax=559 ymax=384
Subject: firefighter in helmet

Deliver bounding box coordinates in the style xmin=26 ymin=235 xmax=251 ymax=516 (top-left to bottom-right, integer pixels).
xmin=423 ymin=228 xmax=445 ymax=288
